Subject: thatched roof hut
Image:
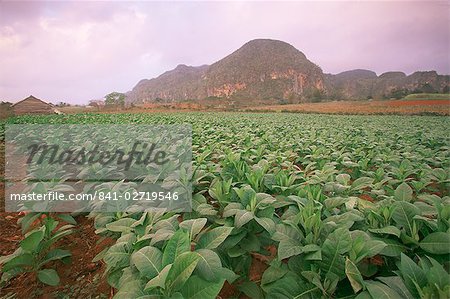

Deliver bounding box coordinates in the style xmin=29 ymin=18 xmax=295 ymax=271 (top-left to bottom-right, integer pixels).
xmin=12 ymin=95 xmax=61 ymax=115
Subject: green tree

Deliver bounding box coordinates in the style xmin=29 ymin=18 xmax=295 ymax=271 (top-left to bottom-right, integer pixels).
xmin=105 ymin=92 xmax=125 ymax=107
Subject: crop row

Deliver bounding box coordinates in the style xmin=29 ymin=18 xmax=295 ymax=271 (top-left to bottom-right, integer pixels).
xmin=1 ymin=112 xmax=449 ymax=298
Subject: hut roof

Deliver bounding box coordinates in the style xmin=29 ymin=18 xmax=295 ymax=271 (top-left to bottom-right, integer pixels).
xmin=12 ymin=95 xmax=54 ymax=107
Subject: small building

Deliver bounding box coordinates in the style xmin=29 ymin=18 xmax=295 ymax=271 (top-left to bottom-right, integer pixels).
xmin=12 ymin=95 xmax=61 ymax=115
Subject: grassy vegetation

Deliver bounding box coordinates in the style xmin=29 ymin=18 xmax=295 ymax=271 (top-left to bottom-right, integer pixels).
xmin=403 ymin=93 xmax=450 ymax=100
xmin=1 ymin=112 xmax=449 ymax=298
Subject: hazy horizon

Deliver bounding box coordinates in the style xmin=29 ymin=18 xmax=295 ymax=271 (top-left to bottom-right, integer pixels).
xmin=1 ymin=1 xmax=448 ymax=105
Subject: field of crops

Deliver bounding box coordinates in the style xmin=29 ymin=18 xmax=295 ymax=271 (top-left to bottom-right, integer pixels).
xmin=1 ymin=112 xmax=449 ymax=298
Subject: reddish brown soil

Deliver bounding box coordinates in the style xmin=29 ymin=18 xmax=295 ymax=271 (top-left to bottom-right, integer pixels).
xmin=218 ymin=281 xmax=240 ymax=299
xmin=0 ymin=214 xmax=111 ymax=298
xmin=248 ymin=257 xmax=269 ymax=282
xmin=245 ymin=99 xmax=450 ymax=115
xmin=387 ymin=99 xmax=450 ymax=106
xmin=359 ymin=194 xmax=375 ymax=202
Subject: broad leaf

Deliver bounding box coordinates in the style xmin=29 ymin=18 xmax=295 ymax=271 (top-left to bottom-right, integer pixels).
xmin=162 ymin=230 xmax=190 ymax=267
xmin=165 ymin=252 xmax=200 ymax=293
xmin=181 ymin=275 xmax=224 ymax=299
xmin=2 ymin=253 xmax=34 ymax=272
xmin=195 ymin=249 xmax=222 ymax=282
xmin=196 ymin=226 xmax=233 ymax=250
xmin=318 ymin=228 xmax=352 ymax=279
xmin=278 ymin=239 xmax=302 ymax=260
xmin=20 ymin=229 xmax=45 ymax=252
xmin=131 ymin=246 xmax=163 ymax=279
xmin=37 ymin=269 xmax=60 ymax=286
xmin=255 ymin=217 xmax=276 ymax=234
xmin=365 ymin=281 xmax=402 ymax=299
xmin=377 ymin=277 xmax=414 ymax=299
xmin=104 ymin=242 xmax=130 ymax=269
xmin=392 ymin=201 xmax=420 ymax=236
xmin=234 ymin=210 xmax=254 ymax=228
xmin=352 ymin=177 xmax=374 ymax=190
xmin=145 ymin=264 xmax=172 ymax=291
xmin=39 ymin=249 xmax=71 ymax=267
xmin=394 ymin=183 xmax=413 ymax=202
xmin=419 ymin=232 xmax=450 ymax=254
xmin=368 ymin=226 xmax=401 ymax=238
xmin=180 ymin=218 xmax=208 ymax=240
xmin=345 ymin=258 xmax=364 ymax=293
xmin=399 ymin=253 xmax=427 ymax=298
xmin=105 ymin=218 xmax=136 ymax=233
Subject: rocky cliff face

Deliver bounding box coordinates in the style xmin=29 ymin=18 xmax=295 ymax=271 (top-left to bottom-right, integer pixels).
xmin=127 ymin=39 xmax=326 ymax=103
xmin=325 ymin=70 xmax=449 ymax=100
xmin=126 ymin=39 xmax=449 ymax=103
xmin=126 ymin=64 xmax=208 ymax=103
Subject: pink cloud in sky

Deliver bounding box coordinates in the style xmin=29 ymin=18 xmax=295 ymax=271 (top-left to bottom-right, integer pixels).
xmin=0 ymin=1 xmax=448 ymax=104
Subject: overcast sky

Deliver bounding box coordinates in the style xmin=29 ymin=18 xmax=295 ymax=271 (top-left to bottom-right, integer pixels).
xmin=0 ymin=1 xmax=448 ymax=104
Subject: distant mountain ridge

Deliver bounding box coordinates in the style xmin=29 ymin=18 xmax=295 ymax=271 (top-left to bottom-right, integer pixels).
xmin=126 ymin=39 xmax=449 ymax=104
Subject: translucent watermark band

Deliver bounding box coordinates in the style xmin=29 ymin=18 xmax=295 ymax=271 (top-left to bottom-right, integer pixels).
xmin=5 ymin=124 xmax=192 ymax=212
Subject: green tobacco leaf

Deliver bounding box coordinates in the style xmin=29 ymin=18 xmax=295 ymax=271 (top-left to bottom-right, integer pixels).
xmin=392 ymin=201 xmax=420 ymax=236
xmin=255 ymin=217 xmax=276 ymax=234
xmin=196 ymin=226 xmax=233 ymax=250
xmin=318 ymin=228 xmax=352 ymax=279
xmin=165 ymin=252 xmax=200 ymax=293
xmin=57 ymin=214 xmax=77 ymax=225
xmin=223 ymin=203 xmax=242 ymax=218
xmin=399 ymin=253 xmax=427 ymax=298
xmin=181 ymin=275 xmax=224 ymax=299
xmin=324 ymin=197 xmax=348 ymax=209
xmin=278 ymin=239 xmax=302 ymax=260
xmin=239 ymin=281 xmax=264 ymax=299
xmin=20 ymin=229 xmax=45 ymax=252
xmin=261 ymin=265 xmax=288 ymax=286
xmin=419 ymin=232 xmax=450 ymax=254
xmin=19 ymin=213 xmax=42 ymax=234
xmin=352 ymin=177 xmax=374 ymax=190
xmin=145 ymin=264 xmax=172 ymax=291
xmin=365 ymin=281 xmax=402 ymax=299
xmin=345 ymin=258 xmax=364 ymax=293
xmin=118 ymin=267 xmax=139 ymax=290
xmin=104 ymin=242 xmax=130 ymax=269
xmin=37 ymin=269 xmax=60 ymax=286
xmin=354 ymin=291 xmax=372 ymax=299
xmin=220 ymin=268 xmax=239 ymax=284
xmin=427 ymin=258 xmax=450 ymax=290
xmin=376 ymin=238 xmax=407 ymax=257
xmin=358 ymin=240 xmax=387 ymax=262
xmin=131 ymin=246 xmax=163 ymax=279
xmin=2 ymin=253 xmax=34 ymax=272
xmin=195 ymin=249 xmax=222 ymax=282
xmin=180 ymin=218 xmax=208 ymax=240
xmin=39 ymin=249 xmax=71 ymax=267
xmin=162 ymin=230 xmax=190 ymax=267
xmin=377 ymin=277 xmax=414 ymax=299
xmin=272 ymin=223 xmax=302 ymax=242
xmin=234 ymin=210 xmax=254 ymax=228
xmin=196 ymin=204 xmax=218 ymax=216
xmin=149 ymin=229 xmax=174 ymax=245
xmin=368 ymin=226 xmax=401 ymax=238
xmin=105 ymin=218 xmax=137 ymax=233
xmin=394 ymin=183 xmax=413 ymax=202
xmin=113 ymin=280 xmax=145 ymax=299
xmin=266 ymin=273 xmax=320 ymax=298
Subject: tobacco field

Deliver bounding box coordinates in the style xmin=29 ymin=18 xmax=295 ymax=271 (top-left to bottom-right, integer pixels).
xmin=0 ymin=112 xmax=449 ymax=299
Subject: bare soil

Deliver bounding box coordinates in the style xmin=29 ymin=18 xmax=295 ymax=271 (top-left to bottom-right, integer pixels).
xmin=0 ymin=214 xmax=111 ymax=299
xmin=245 ymin=99 xmax=450 ymax=115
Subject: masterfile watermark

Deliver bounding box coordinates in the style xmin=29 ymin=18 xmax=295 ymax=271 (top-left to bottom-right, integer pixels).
xmin=5 ymin=124 xmax=192 ymax=212
xmin=26 ymin=141 xmax=169 ymax=170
